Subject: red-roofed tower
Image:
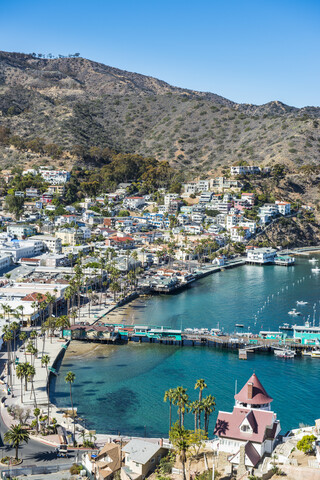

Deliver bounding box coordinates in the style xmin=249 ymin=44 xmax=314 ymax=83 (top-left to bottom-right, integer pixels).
xmin=235 ymin=373 xmax=273 ymax=411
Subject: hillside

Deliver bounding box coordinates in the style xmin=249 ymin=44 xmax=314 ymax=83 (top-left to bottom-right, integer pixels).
xmin=0 ymin=51 xmax=320 ymax=176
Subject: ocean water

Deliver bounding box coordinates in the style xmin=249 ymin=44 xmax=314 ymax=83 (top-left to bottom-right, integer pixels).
xmin=51 ymin=258 xmax=320 ymax=436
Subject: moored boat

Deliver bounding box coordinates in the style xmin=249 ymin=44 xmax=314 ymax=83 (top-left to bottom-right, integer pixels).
xmin=274 ymin=349 xmax=295 ymax=358
xmin=279 ymin=323 xmax=293 ymax=331
xmin=288 ymin=308 xmax=301 ymax=316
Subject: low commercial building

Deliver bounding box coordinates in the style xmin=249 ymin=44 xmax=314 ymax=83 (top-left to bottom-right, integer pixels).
xmin=246 ymin=248 xmax=277 ymax=264
xmin=293 ymin=323 xmax=320 ymax=345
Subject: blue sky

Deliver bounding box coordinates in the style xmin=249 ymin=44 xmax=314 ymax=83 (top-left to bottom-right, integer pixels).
xmin=1 ymin=0 xmax=319 ymax=107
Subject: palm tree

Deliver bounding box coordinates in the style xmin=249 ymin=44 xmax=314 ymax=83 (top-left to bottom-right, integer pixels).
xmin=188 ymin=400 xmax=201 ymax=431
xmin=195 ymin=379 xmax=207 ymax=429
xmin=110 ymin=281 xmax=120 ymax=301
xmin=203 ymin=395 xmax=216 ymax=435
xmin=3 ymin=329 xmax=13 ymax=388
xmin=164 ymin=388 xmax=175 ymax=432
xmin=16 ymin=363 xmax=27 ymax=403
xmin=33 ymin=407 xmax=40 ymax=434
xmin=41 ymin=354 xmax=51 ymax=426
xmin=41 ymin=354 xmax=50 ymax=372
xmin=27 ymin=364 xmax=37 ymax=407
xmin=55 ymin=316 xmax=70 ymax=337
xmin=169 ymin=422 xmax=191 ymax=480
xmin=19 ymin=331 xmax=27 ymax=361
xmin=65 ymin=371 xmax=76 ymax=446
xmin=10 ymin=321 xmax=20 ymax=365
xmin=4 ymin=423 xmax=30 ymax=461
xmin=30 ymin=330 xmax=38 ymax=350
xmin=172 ymin=387 xmax=188 ymax=427
xmin=195 ymin=379 xmax=207 ymax=403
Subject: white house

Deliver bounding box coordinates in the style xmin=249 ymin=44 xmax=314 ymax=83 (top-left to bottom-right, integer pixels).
xmin=275 ymin=201 xmax=291 ymax=215
xmin=124 ymin=197 xmax=145 ymax=210
xmin=230 ymin=226 xmax=250 ymax=243
xmin=214 ymin=373 xmax=281 ymax=474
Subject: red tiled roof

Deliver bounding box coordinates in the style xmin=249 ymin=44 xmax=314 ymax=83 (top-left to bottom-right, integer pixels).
xmin=22 ymin=292 xmax=48 ymax=302
xmin=214 ymin=407 xmax=276 ymax=443
xmin=109 ymin=236 xmax=134 ymax=242
xmin=234 ymin=373 xmax=273 ymax=405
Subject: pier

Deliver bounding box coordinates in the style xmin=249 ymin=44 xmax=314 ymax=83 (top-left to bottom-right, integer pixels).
xmin=64 ymin=324 xmax=307 ymax=358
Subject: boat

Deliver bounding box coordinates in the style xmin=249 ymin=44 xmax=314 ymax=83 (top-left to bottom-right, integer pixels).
xmin=302 ymin=350 xmax=312 ymax=356
xmin=279 ymin=323 xmax=293 ymax=331
xmin=312 ymin=267 xmax=320 ymax=273
xmin=235 ymin=324 xmax=244 ymax=328
xmin=311 ymin=350 xmax=320 ymax=358
xmin=309 ymin=258 xmax=318 ymax=263
xmin=296 ymin=300 xmax=308 ymax=305
xmin=288 ymin=308 xmax=301 ymax=316
xmin=274 ymin=349 xmax=295 ymax=358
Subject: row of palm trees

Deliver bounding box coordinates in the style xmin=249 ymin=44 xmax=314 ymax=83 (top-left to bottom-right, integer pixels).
xmin=164 ymin=379 xmax=216 ymax=436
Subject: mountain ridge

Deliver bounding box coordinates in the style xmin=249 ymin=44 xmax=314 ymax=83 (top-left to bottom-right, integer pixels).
xmin=0 ymin=51 xmax=319 ymax=174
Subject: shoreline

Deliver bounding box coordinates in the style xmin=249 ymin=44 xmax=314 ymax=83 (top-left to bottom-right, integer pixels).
xmin=5 ymin=251 xmax=319 ymax=444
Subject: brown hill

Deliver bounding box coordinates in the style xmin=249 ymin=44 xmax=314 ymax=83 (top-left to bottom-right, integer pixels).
xmin=0 ymin=51 xmax=319 ymax=175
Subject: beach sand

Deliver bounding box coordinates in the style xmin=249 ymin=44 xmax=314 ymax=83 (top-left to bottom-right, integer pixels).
xmin=102 ymin=297 xmax=150 ymax=325
xmin=64 ymin=340 xmax=118 ymax=358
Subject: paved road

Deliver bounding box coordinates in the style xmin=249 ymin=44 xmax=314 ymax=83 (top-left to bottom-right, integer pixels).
xmin=0 ymin=417 xmax=78 ymax=468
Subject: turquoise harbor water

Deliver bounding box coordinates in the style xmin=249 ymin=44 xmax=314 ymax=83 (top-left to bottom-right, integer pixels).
xmin=51 ymin=258 xmax=320 ymax=436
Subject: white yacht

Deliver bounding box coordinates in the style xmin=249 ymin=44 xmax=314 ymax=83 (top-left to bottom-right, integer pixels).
xmin=309 ymin=258 xmax=318 ymax=263
xmin=296 ymin=300 xmax=308 ymax=305
xmin=312 ymin=267 xmax=320 ymax=273
xmin=288 ymin=308 xmax=301 ymax=316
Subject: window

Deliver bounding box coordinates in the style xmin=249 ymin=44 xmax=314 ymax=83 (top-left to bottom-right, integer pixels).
xmin=241 ymin=425 xmax=250 ymax=432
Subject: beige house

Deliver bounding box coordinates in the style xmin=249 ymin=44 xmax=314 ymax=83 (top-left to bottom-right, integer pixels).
xmin=83 ymin=442 xmax=121 ymax=480
xmin=121 ymin=439 xmax=167 ymax=480
xmin=55 ymin=228 xmax=84 ymax=246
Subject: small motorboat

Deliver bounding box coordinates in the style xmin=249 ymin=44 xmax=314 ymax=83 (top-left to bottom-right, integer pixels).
xmin=312 ymin=267 xmax=320 ymax=273
xmin=309 ymin=258 xmax=318 ymax=263
xmin=279 ymin=323 xmax=293 ymax=331
xmin=274 ymin=349 xmax=295 ymax=358
xmin=288 ymin=308 xmax=301 ymax=316
xmin=235 ymin=324 xmax=244 ymax=328
xmin=296 ymin=300 xmax=308 ymax=306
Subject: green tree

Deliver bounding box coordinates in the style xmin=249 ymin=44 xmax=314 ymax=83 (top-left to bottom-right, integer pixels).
xmin=4 ymin=195 xmax=24 ymax=219
xmin=164 ymin=388 xmax=175 ymax=432
xmin=65 ymin=371 xmax=76 ymax=446
xmin=16 ymin=363 xmax=28 ymax=403
xmin=33 ymin=408 xmax=40 ymax=434
xmin=169 ymin=422 xmax=192 ymax=480
xmin=4 ymin=423 xmax=30 ymax=461
xmin=297 ymin=435 xmax=316 ymax=454
xmin=202 ymin=395 xmax=216 ymax=435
